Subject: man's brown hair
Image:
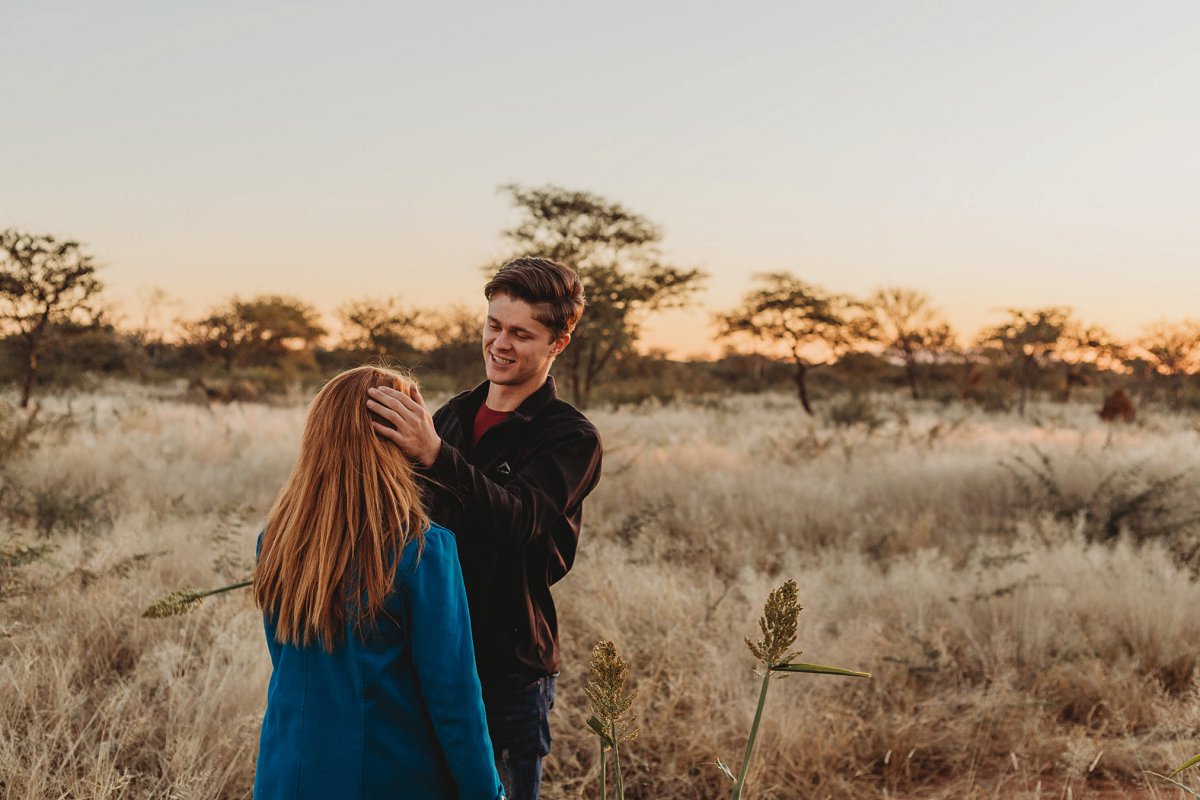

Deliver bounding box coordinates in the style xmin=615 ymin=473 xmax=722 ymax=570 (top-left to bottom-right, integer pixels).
xmin=484 ymin=257 xmax=586 ymax=340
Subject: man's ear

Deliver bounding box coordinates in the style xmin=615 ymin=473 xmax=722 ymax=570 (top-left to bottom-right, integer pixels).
xmin=550 ymin=333 xmax=571 ymax=357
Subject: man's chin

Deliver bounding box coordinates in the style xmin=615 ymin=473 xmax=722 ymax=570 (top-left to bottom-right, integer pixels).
xmin=485 ymin=369 xmax=523 ymax=387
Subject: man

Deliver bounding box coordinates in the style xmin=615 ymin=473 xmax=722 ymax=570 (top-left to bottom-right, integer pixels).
xmin=366 ymin=257 xmax=603 ymax=799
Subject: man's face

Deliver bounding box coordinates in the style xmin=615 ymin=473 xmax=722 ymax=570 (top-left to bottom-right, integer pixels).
xmin=482 ymin=294 xmax=569 ymax=389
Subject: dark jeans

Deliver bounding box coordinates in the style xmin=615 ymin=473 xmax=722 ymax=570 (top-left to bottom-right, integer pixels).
xmin=483 ymin=673 xmax=556 ymax=800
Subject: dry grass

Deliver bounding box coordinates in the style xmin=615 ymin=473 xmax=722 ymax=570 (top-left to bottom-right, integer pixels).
xmin=2 ymin=386 xmax=1199 ymax=799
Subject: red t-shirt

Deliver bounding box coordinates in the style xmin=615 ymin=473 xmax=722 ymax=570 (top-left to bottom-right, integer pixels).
xmin=471 ymin=403 xmax=512 ymax=449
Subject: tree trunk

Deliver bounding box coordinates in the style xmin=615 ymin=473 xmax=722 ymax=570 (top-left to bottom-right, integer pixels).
xmin=793 ymin=362 xmax=814 ymax=416
xmin=20 ymin=343 xmax=38 ymax=409
xmin=1062 ymin=365 xmax=1077 ymax=403
xmin=579 ymin=343 xmax=601 ymax=410
xmin=579 ymin=371 xmax=593 ymax=410
xmin=904 ymin=356 xmax=921 ymax=400
xmin=1170 ymin=372 xmax=1185 ymax=410
xmin=565 ymin=349 xmax=587 ymax=410
xmin=582 ymin=339 xmax=623 ymax=411
xmin=1017 ymin=356 xmax=1034 ymax=416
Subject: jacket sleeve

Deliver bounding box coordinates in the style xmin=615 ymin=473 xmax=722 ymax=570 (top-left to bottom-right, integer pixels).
xmin=406 ymin=529 xmax=505 ymax=800
xmin=425 ymin=423 xmax=602 ymax=550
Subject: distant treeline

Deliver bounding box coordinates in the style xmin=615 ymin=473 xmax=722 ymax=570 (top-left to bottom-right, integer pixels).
xmin=3 ymin=185 xmax=1199 ymax=413
xmin=1 ymin=288 xmax=1197 ymax=415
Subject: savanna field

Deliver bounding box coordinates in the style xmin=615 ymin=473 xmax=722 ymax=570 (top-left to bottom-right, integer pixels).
xmin=3 ymin=385 xmax=1200 ymax=799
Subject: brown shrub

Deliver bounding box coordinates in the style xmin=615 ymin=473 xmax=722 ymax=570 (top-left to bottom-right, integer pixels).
xmin=1099 ymin=388 xmax=1136 ymax=422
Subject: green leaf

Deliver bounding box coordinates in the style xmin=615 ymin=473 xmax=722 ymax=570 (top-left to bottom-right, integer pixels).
xmin=771 ymin=661 xmax=871 ymax=678
xmin=1147 ymin=771 xmax=1200 ymax=797
xmin=1172 ymin=754 xmax=1200 ymax=777
xmin=713 ymin=758 xmax=737 ymax=783
xmin=587 ymin=716 xmax=615 ymax=747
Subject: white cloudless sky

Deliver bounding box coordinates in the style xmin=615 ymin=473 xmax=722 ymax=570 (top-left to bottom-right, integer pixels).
xmin=3 ymin=1 xmax=1198 ymax=356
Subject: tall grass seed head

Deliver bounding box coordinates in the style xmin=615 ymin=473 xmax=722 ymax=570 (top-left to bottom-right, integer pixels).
xmin=745 ymin=578 xmax=802 ymax=669
xmin=585 ymin=640 xmax=639 ymax=743
xmin=142 ymin=588 xmax=206 ymax=618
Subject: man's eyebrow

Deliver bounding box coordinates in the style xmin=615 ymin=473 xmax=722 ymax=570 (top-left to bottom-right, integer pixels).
xmin=487 ymin=316 xmax=534 ymax=334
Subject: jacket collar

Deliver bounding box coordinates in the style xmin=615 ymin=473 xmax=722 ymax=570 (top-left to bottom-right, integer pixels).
xmin=449 ymin=375 xmax=559 ymax=427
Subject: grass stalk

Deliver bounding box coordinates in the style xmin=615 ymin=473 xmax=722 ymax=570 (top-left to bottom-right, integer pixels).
xmin=141 ymin=579 xmax=252 ymax=618
xmin=726 ymin=579 xmax=870 ymax=798
xmin=598 ymin=736 xmax=608 ymax=800
xmin=611 ymin=720 xmax=625 ymax=800
xmin=203 ymin=579 xmax=252 ymax=597
xmin=585 ymin=640 xmax=638 ymax=800
xmin=731 ymin=671 xmax=771 ymax=800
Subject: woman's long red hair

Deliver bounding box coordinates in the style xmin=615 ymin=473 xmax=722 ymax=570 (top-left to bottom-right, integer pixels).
xmin=253 ymin=366 xmax=429 ymax=651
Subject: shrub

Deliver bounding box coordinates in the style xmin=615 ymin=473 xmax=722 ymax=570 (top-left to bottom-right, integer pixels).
xmin=0 ymin=537 xmax=55 ymax=604
xmin=825 ymin=393 xmax=884 ymax=431
xmin=0 ymin=401 xmax=70 ymax=464
xmin=0 ymin=475 xmax=117 ymax=538
xmin=1004 ymin=447 xmax=1200 ymax=558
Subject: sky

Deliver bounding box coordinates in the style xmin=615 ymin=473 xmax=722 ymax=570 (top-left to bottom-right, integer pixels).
xmin=3 ymin=1 xmax=1199 ymax=358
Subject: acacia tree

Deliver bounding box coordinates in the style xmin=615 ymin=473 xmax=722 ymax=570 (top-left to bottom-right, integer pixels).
xmin=716 ymin=272 xmax=856 ymax=415
xmin=186 ymin=295 xmax=326 ymax=372
xmin=0 ymin=229 xmax=105 ymax=407
xmin=979 ymin=307 xmax=1069 ymax=415
xmin=860 ymin=287 xmax=955 ymax=400
xmin=336 ymin=297 xmax=418 ymax=358
xmin=1056 ymin=321 xmax=1124 ymax=402
xmin=1139 ymin=320 xmax=1200 ymax=407
xmin=493 ymin=184 xmax=705 ymax=408
xmin=418 ymin=304 xmax=481 ymax=379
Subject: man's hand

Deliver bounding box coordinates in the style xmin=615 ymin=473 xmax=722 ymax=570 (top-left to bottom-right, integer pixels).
xmin=366 ymin=384 xmax=441 ymax=468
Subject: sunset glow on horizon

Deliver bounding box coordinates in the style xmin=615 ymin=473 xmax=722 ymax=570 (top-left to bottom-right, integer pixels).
xmin=4 ymin=1 xmax=1198 ymax=359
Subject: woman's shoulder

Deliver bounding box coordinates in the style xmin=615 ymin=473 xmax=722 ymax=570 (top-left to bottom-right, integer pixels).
xmin=397 ymin=523 xmax=457 ymax=569
xmin=425 ymin=522 xmax=455 ymax=542
xmin=393 ymin=524 xmax=463 ymax=597
xmin=419 ymin=523 xmax=458 ymax=558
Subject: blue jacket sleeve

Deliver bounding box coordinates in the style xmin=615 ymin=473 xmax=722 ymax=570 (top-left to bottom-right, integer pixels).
xmin=405 ymin=527 xmax=505 ymax=800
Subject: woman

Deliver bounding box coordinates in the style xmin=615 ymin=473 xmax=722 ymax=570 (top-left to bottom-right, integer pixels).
xmin=253 ymin=366 xmax=503 ymax=799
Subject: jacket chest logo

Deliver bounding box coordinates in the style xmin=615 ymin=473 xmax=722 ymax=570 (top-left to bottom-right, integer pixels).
xmin=496 ymin=462 xmax=512 ymax=476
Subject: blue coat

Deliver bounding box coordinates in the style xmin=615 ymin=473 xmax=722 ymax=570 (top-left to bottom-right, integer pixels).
xmin=254 ymin=524 xmax=504 ymax=799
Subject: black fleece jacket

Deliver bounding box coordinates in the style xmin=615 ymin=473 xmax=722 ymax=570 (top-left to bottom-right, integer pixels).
xmin=421 ymin=376 xmax=602 ymax=687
